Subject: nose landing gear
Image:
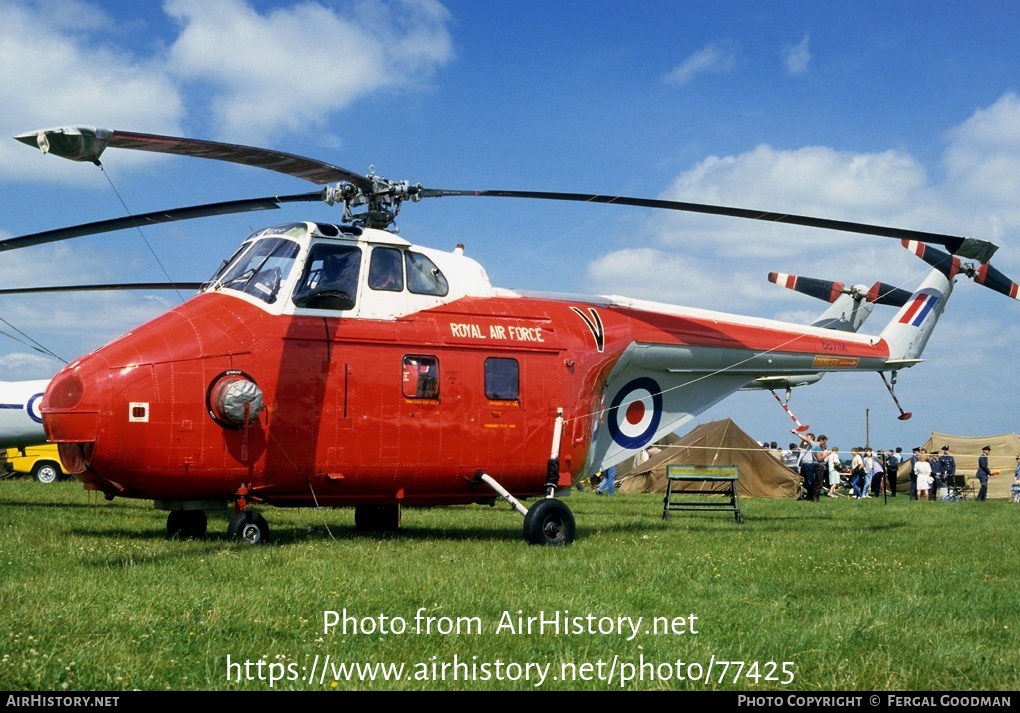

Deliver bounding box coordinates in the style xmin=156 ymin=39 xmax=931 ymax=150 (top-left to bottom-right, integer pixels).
xmin=227 ymin=511 xmax=271 ymax=544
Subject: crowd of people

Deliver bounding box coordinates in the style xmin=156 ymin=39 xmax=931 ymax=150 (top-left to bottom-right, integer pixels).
xmin=769 ymin=434 xmax=1014 ymax=502
xmin=586 ymin=435 xmax=1020 ymax=501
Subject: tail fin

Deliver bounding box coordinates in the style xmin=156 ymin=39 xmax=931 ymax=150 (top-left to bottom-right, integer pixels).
xmin=879 ymin=267 xmax=953 ymax=362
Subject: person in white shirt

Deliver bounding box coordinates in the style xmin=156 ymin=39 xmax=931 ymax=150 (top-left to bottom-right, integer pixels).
xmin=914 ymin=451 xmax=933 ymax=501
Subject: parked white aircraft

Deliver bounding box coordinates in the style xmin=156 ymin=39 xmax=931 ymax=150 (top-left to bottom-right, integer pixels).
xmin=0 ymin=380 xmax=50 ymax=448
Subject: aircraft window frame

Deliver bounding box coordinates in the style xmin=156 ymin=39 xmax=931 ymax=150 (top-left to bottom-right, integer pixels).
xmin=214 ymin=237 xmax=299 ymax=305
xmin=368 ymin=246 xmax=405 ymax=292
xmin=291 ymin=244 xmax=362 ymax=311
xmin=402 ymin=355 xmax=440 ymax=400
xmin=207 ymin=241 xmax=251 ymax=287
xmin=405 ymin=251 xmax=449 ymax=296
xmin=484 ymin=357 xmax=520 ymax=401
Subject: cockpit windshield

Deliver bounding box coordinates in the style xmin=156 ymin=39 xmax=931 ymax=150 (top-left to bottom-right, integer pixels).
xmin=292 ymin=244 xmax=362 ymax=311
xmin=213 ymin=237 xmax=299 ymax=305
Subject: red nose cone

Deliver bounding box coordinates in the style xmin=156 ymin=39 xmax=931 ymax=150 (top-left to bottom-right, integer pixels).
xmin=46 ymin=371 xmax=83 ymax=410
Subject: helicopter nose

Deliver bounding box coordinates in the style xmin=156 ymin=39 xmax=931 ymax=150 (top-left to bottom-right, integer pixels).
xmin=41 ymin=366 xmax=100 ymax=476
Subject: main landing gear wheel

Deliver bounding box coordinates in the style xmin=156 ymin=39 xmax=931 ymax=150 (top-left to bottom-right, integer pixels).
xmin=32 ymin=462 xmax=61 ymax=484
xmin=354 ymin=504 xmax=401 ymax=532
xmin=166 ymin=510 xmax=208 ymax=540
xmin=228 ymin=511 xmax=271 ymax=544
xmin=523 ymin=498 xmax=575 ymax=546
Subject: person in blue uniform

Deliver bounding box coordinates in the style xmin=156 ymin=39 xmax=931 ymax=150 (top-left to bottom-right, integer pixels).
xmin=937 ymin=445 xmax=956 ymax=499
xmin=976 ymin=445 xmax=993 ymax=501
xmin=885 ymin=448 xmax=901 ymax=496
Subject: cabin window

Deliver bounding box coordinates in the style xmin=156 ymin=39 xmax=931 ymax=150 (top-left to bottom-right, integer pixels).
xmin=484 ymin=357 xmax=519 ymax=400
xmin=214 ymin=237 xmax=299 ymax=305
xmin=402 ymin=355 xmax=440 ymax=399
xmin=292 ymin=244 xmax=362 ymax=311
xmin=405 ymin=251 xmax=449 ymax=296
xmin=368 ymin=247 xmax=405 ymax=292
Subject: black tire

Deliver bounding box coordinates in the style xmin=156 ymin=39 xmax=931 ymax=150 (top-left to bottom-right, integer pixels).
xmin=523 ymin=498 xmax=575 ymax=546
xmin=166 ymin=510 xmax=208 ymax=540
xmin=228 ymin=511 xmax=271 ymax=544
xmin=354 ymin=504 xmax=401 ymax=531
xmin=32 ymin=461 xmax=62 ymax=484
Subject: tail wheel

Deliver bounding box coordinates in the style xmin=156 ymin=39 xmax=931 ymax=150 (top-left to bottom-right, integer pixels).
xmin=523 ymin=498 xmax=575 ymax=546
xmin=228 ymin=511 xmax=271 ymax=544
xmin=32 ymin=461 xmax=62 ymax=484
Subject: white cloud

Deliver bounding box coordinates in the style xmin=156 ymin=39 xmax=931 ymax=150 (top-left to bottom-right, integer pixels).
xmin=783 ymin=34 xmax=811 ymax=75
xmin=0 ymin=351 xmax=62 ymax=380
xmin=0 ymin=1 xmax=185 ymax=183
xmin=585 ymin=247 xmax=778 ymax=312
xmin=940 ymin=93 xmax=1020 ymax=242
xmin=584 ymin=93 xmax=1020 ymax=316
xmin=0 ymin=0 xmax=456 ymax=182
xmin=666 ymin=41 xmax=739 ymax=86
xmin=164 ymin=0 xmax=455 ymax=141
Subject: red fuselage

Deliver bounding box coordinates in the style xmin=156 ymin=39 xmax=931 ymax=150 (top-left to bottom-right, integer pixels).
xmin=41 ymin=291 xmax=622 ymax=506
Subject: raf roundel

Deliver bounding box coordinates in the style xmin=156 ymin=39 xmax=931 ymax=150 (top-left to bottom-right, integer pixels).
xmin=606 ymin=377 xmax=663 ymax=449
xmin=26 ymin=392 xmax=44 ymax=424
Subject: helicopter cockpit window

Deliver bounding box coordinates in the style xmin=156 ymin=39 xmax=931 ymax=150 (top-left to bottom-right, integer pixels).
xmin=368 ymin=247 xmax=405 ymax=292
xmin=405 ymin=251 xmax=449 ymax=296
xmin=402 ymin=355 xmax=439 ymax=399
xmin=291 ymin=244 xmax=362 ymax=311
xmin=215 ymin=237 xmax=299 ymax=305
xmin=484 ymin=357 xmax=519 ymax=401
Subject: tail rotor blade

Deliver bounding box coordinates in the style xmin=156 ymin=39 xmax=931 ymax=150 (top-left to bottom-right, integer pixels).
xmin=768 ymin=272 xmax=844 ymax=302
xmin=974 ymin=262 xmax=1020 ymax=300
xmin=867 ymin=281 xmax=912 ymax=307
xmin=903 ymin=238 xmax=1020 ymax=301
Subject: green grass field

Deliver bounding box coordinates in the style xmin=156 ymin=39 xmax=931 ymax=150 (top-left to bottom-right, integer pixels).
xmin=1 ymin=478 xmax=1017 ymax=691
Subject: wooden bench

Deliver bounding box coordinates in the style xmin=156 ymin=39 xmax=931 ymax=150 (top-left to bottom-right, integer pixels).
xmin=663 ymin=464 xmax=744 ymax=524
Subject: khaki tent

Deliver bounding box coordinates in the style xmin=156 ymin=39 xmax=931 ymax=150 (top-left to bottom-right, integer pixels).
xmin=917 ymin=431 xmax=1020 ymax=500
xmin=618 ymin=418 xmax=801 ymax=498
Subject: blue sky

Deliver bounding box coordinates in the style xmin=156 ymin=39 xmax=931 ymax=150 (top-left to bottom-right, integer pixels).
xmin=1 ymin=0 xmax=1019 ymax=456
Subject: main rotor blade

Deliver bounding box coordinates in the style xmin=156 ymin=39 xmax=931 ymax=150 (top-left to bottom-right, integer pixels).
xmin=0 ymin=282 xmax=203 ymax=295
xmin=420 ymin=188 xmax=998 ymax=262
xmin=16 ymin=126 xmax=373 ymax=189
xmin=0 ymin=192 xmax=324 ymax=252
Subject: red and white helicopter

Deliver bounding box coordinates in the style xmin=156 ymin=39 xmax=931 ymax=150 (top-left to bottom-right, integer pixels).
xmin=7 ymin=126 xmax=1017 ymax=545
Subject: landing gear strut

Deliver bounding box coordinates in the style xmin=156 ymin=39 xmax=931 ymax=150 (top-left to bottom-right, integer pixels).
xmin=879 ymin=371 xmax=912 ymax=420
xmin=473 ymin=471 xmax=576 ymax=546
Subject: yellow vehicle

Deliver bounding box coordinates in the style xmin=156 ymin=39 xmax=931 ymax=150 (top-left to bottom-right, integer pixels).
xmin=6 ymin=445 xmax=68 ymax=484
